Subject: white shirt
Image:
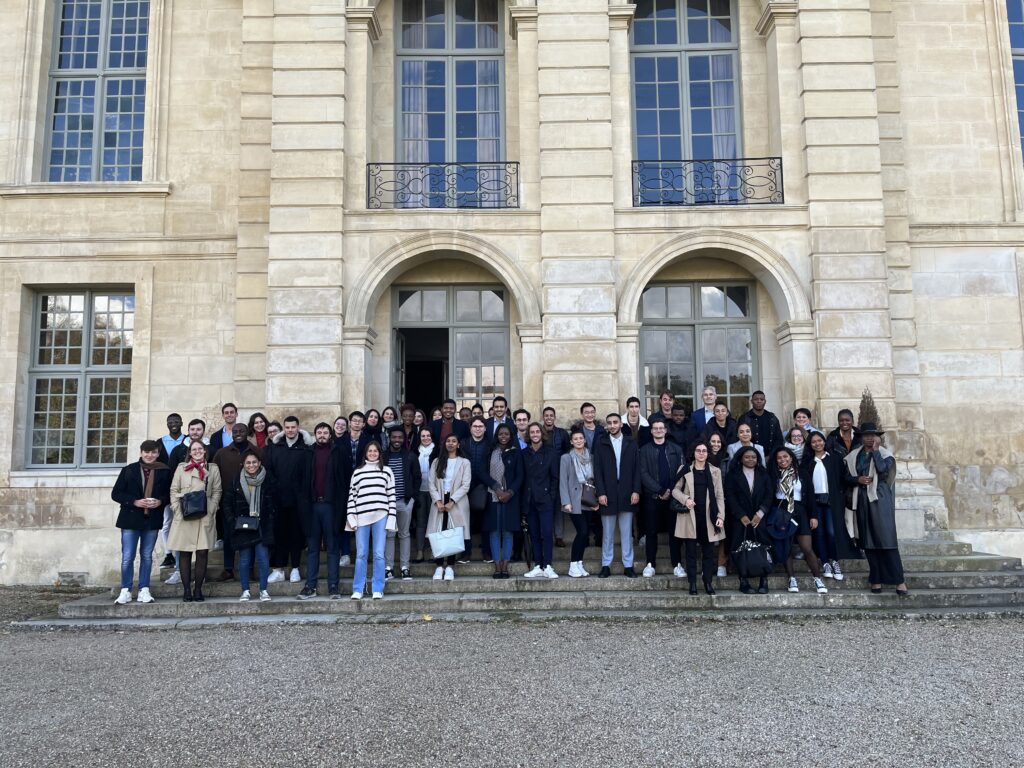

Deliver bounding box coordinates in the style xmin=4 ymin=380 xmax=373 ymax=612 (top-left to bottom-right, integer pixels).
xmin=776 ymin=477 xmax=802 ymax=501
xmin=610 ymin=433 xmax=623 ymax=477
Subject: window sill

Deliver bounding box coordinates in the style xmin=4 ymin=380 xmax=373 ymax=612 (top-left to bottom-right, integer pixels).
xmin=0 ymin=182 xmax=172 ymax=200
xmin=9 ymin=468 xmax=120 ymax=488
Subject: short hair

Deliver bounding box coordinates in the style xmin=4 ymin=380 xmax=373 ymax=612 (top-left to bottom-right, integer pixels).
xmin=580 ymin=402 xmax=596 ymax=413
xmin=671 ymin=403 xmax=686 ymax=413
xmin=542 ymin=406 xmax=556 ymax=416
xmin=388 ymin=424 xmax=406 ymax=435
xmin=626 ymin=396 xmax=641 ymax=407
xmin=222 ymin=402 xmax=237 ymax=414
xmin=605 ymin=412 xmax=621 ymax=423
xmin=648 ymin=417 xmax=667 ymax=428
xmin=400 ymin=403 xmax=416 ymax=414
xmin=658 ymin=390 xmax=674 ymax=400
xmin=715 ymin=401 xmax=729 ymax=409
xmin=469 ymin=416 xmax=486 ymax=428
xmin=268 ymin=421 xmax=282 ymax=431
xmin=793 ymin=408 xmax=812 ymax=419
xmin=492 ymin=396 xmax=508 ymax=406
xmin=702 ymin=386 xmax=717 ymax=394
xmin=283 ymin=415 xmax=300 ymax=425
xmin=314 ymin=421 xmax=333 ymax=435
xmin=166 ymin=412 xmax=182 ymax=420
xmin=472 ymin=402 xmax=484 ymax=411
xmin=187 ymin=418 xmax=206 ymax=430
xmin=838 ymin=408 xmax=854 ymax=419
xmin=513 ymin=408 xmax=531 ymax=421
xmin=442 ymin=398 xmax=457 ymax=407
xmin=348 ymin=410 xmax=365 ymax=422
xmin=459 ymin=407 xmax=471 ymax=415
xmin=752 ymin=390 xmax=766 ymax=398
xmin=140 ymin=439 xmax=161 ymax=452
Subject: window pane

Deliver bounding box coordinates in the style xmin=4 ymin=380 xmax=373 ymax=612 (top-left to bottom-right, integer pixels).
xmin=702 ymin=328 xmax=726 ymax=361
xmin=456 ymin=332 xmax=480 ymax=364
xmin=703 ymin=364 xmax=727 ymax=393
xmin=480 ymin=331 xmax=505 ymax=363
xmin=641 ymin=329 xmax=667 ymax=361
xmin=481 ymin=289 xmax=504 ymax=321
xmin=641 ymin=286 xmax=666 ymax=319
xmin=727 ymin=328 xmax=752 ymax=362
xmin=91 ymin=293 xmax=135 ymax=365
xmin=49 ymin=79 xmax=97 ymax=182
xmin=107 ymin=0 xmax=151 ymax=69
xmin=84 ymin=375 xmax=131 ymax=464
xmin=422 ymin=290 xmax=447 ymax=321
xmin=667 ymin=286 xmax=692 ymax=318
xmin=56 ymin=0 xmax=103 ymax=70
xmin=700 ymin=286 xmax=725 ymax=317
xmin=725 ymin=285 xmax=749 ymax=317
xmin=38 ymin=294 xmax=86 ymax=366
xmin=667 ymin=330 xmax=694 ymax=363
xmin=31 ymin=377 xmax=80 ymax=465
xmin=456 ymin=290 xmax=481 ymax=321
xmin=397 ymin=290 xmax=422 ymax=321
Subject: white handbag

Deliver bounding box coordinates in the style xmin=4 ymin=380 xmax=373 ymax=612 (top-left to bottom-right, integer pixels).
xmin=428 ymin=503 xmax=466 ymax=559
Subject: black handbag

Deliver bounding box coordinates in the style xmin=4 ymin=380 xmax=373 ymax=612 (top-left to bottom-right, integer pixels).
xmin=469 ymin=483 xmax=489 ymax=512
xmin=180 ymin=488 xmax=208 ymax=520
xmin=580 ymin=480 xmax=599 ymax=510
xmin=234 ymin=515 xmax=260 ymax=533
xmin=731 ymin=526 xmax=773 ymax=578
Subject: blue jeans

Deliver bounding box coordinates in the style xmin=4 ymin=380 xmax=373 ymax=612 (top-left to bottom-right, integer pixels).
xmin=238 ymin=543 xmax=270 ymax=591
xmin=120 ymin=528 xmax=159 ymax=590
xmin=489 ymin=531 xmax=513 ymax=561
xmin=353 ymin=516 xmax=388 ymax=595
xmin=813 ymin=501 xmax=837 ymax=562
xmin=306 ymin=501 xmax=340 ymax=591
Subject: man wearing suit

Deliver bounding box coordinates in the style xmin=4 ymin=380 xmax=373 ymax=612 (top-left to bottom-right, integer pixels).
xmin=209 ymin=402 xmax=240 ymax=454
xmin=691 ymin=386 xmax=718 ymax=432
xmin=484 ymin=395 xmax=513 ymax=440
xmin=593 ymin=413 xmax=641 ymax=578
xmin=430 ymin=398 xmax=470 ymax=445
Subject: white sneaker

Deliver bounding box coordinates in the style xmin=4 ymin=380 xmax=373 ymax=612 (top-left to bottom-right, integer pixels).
xmin=673 ymin=564 xmax=687 ymax=578
xmin=822 ymin=561 xmax=834 ymax=578
xmin=351 ymin=591 xmax=362 ymax=600
xmin=543 ymin=565 xmax=559 ymax=579
xmin=579 ymin=563 xmax=590 ymax=577
xmin=267 ymin=569 xmax=285 ymax=583
xmin=289 ymin=568 xmax=301 ymax=583
xmin=432 ymin=566 xmax=444 ymax=580
xmin=259 ymin=590 xmax=271 ymax=602
xmin=212 ymin=539 xmax=224 ymax=551
xmin=523 ymin=565 xmax=543 ymax=579
xmin=372 ymin=591 xmax=384 ymax=600
xmin=815 ymin=577 xmax=828 ymax=594
xmin=716 ymin=566 xmax=727 ymax=578
xmin=339 ymin=555 xmax=351 ymax=567
xmin=114 ymin=588 xmax=132 ymax=604
xmin=443 ymin=566 xmax=455 ymax=581
xmin=832 ymin=561 xmax=844 ymax=581
xmin=568 ymin=562 xmax=583 ymax=578
xmin=788 ymin=577 xmax=799 ymax=593
xmin=137 ymin=587 xmax=154 ymax=604
xmin=642 ymin=563 xmax=656 ymax=578
xmin=164 ymin=570 xmax=181 ymax=585
xmin=239 ymin=590 xmax=250 ymax=602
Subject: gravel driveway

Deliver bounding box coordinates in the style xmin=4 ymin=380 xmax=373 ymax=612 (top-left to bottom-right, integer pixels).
xmin=2 ymin=607 xmax=1022 ymax=767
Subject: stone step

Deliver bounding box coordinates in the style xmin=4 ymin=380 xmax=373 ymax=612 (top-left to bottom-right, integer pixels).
xmin=127 ymin=570 xmax=1024 ymax=600
xmin=58 ymin=586 xmax=1024 ymax=621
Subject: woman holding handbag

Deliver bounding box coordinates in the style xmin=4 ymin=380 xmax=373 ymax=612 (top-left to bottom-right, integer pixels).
xmin=559 ymin=427 xmax=598 ymax=578
xmin=346 ymin=441 xmax=398 ymax=600
xmin=671 ymin=441 xmax=726 ymax=595
xmin=724 ymin=446 xmax=772 ymax=594
xmin=766 ymin=446 xmax=828 ymax=594
xmin=482 ymin=424 xmax=522 ymax=579
xmin=428 ymin=435 xmax=472 ymax=581
xmin=168 ymin=439 xmax=222 ymax=602
xmin=223 ymin=452 xmax=276 ymax=602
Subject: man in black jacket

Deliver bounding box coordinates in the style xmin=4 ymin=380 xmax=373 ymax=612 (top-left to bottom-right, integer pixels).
xmin=638 ymin=418 xmax=685 ymax=578
xmin=298 ymin=422 xmax=339 ymax=600
xmin=430 ymin=398 xmax=470 ymax=445
xmin=263 ymin=415 xmax=312 ymax=584
xmin=211 ymin=423 xmax=260 ymax=582
xmin=540 ymin=406 xmax=570 ymax=547
xmin=593 ymin=413 xmax=641 ymax=578
xmin=461 ymin=417 xmax=493 ymax=563
xmin=382 ymin=425 xmax=423 ymax=580
xmin=738 ymin=391 xmax=784 ymax=458
xmin=666 ymin=403 xmax=694 ymax=454
xmin=209 ymin=402 xmax=240 ymax=454
xmin=521 ymin=423 xmax=560 ymax=578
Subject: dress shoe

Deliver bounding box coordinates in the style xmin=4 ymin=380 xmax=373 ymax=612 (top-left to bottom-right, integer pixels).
xmin=217 ymin=570 xmax=234 ymax=582
xmin=688 ymin=581 xmax=698 ymax=596
xmin=623 ymin=567 xmax=638 ymax=578
xmin=739 ymin=579 xmax=753 ymax=594
xmin=598 ymin=566 xmax=611 ymax=578
xmin=757 ymin=577 xmax=769 ymax=594
xmin=896 ymin=587 xmax=910 ymax=597
xmin=704 ymin=582 xmax=716 ymax=596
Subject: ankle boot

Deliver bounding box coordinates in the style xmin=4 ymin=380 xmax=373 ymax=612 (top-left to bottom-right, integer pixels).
xmin=182 ymin=585 xmax=193 ymax=603
xmin=193 ymin=579 xmax=205 ymax=602
xmin=739 ymin=578 xmax=752 ymax=594
xmin=688 ymin=578 xmax=698 ymax=596
xmin=757 ymin=576 xmax=769 ymax=594
xmin=493 ymin=560 xmax=502 ymax=580
xmin=704 ymin=579 xmax=716 ymax=596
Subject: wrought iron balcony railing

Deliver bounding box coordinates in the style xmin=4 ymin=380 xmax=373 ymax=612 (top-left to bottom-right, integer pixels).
xmin=367 ymin=162 xmax=520 ymax=209
xmin=632 ymin=158 xmax=784 ymax=207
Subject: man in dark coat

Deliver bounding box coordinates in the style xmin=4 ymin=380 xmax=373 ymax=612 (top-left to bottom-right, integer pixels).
xmin=430 ymin=398 xmax=470 ymax=445
xmin=737 ymin=391 xmax=785 ymax=458
xmin=638 ymin=418 xmax=684 ymax=577
xmin=541 ymin=406 xmax=571 ymax=547
xmin=263 ymin=415 xmax=312 ymax=584
xmin=520 ymin=423 xmax=560 ymax=577
xmin=298 ymin=422 xmax=340 ymax=600
xmin=593 ymin=413 xmax=641 ymax=578
xmin=461 ymin=417 xmax=493 ymax=562
xmin=331 ymin=410 xmax=375 ymax=566
xmin=211 ymin=423 xmax=261 ymax=582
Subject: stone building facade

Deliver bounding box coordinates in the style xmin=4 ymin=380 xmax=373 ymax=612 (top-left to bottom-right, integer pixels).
xmin=0 ymin=0 xmax=1022 ymax=584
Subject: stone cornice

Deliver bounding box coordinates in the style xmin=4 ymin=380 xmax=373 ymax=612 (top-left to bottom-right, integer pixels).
xmin=508 ymin=5 xmax=538 ymax=39
xmin=755 ymin=0 xmax=798 ymax=37
xmin=775 ymin=320 xmax=815 ymax=346
xmin=345 ymin=6 xmax=381 ymax=43
xmin=608 ymin=4 xmax=637 ymax=30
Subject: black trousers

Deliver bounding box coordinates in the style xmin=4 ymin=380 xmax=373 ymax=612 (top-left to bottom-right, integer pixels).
xmin=641 ymin=494 xmax=680 ymax=566
xmin=272 ymin=503 xmax=304 ymax=569
xmin=684 ymin=539 xmax=716 ymax=584
xmin=865 ymin=548 xmax=905 ymax=585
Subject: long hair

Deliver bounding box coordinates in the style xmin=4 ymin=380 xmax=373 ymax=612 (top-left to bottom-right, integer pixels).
xmin=492 ymin=423 xmax=517 ymax=451
xmin=768 ymin=446 xmax=801 ymax=486
xmin=247 ymin=412 xmax=268 ymax=436
xmin=435 ymin=438 xmax=467 ymax=478
xmin=728 ymin=445 xmax=761 ymax=476
xmin=358 ymin=440 xmax=384 ymax=470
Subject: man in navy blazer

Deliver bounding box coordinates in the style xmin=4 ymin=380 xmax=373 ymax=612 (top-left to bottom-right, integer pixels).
xmin=208 ymin=402 xmax=240 ymax=453
xmin=483 ymin=395 xmax=513 ymax=440
xmin=690 ymin=386 xmax=719 ymax=432
xmin=430 ymin=398 xmax=470 ymax=445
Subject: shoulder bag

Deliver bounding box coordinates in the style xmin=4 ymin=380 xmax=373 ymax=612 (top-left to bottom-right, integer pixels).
xmin=180 ymin=478 xmax=208 ymax=521
xmin=731 ymin=525 xmax=773 ymax=578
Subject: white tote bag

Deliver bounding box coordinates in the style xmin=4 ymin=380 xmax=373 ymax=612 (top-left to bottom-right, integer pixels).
xmin=428 ymin=503 xmax=466 ymax=559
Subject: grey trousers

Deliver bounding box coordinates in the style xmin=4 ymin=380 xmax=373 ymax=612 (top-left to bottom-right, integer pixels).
xmin=601 ymin=512 xmax=634 ymax=567
xmin=385 ymin=497 xmax=415 ymax=570
xmin=554 ymin=506 xmax=565 ymax=538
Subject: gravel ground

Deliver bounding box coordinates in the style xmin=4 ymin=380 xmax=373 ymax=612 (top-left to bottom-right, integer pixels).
xmin=2 ymin=606 xmax=1022 ymax=767
xmin=0 ymin=585 xmax=104 ymax=626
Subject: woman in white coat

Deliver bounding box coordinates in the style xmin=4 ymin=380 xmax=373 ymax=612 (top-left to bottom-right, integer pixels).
xmin=428 ymin=434 xmax=472 ymax=581
xmin=168 ymin=439 xmax=222 ymax=602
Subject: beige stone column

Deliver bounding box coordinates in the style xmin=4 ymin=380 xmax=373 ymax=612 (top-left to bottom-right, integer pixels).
xmin=798 ymin=0 xmax=896 ymax=429
xmin=775 ymin=320 xmax=817 ymax=418
xmin=517 ymin=323 xmax=543 ymax=416
xmin=341 ymin=326 xmax=377 ymax=413
xmin=343 ymin=7 xmax=380 ymax=212
xmin=535 ymin=0 xmax=620 ymax=417
xmin=264 ymin=0 xmax=348 ymax=413
xmin=615 ymin=323 xmax=641 ymax=407
xmin=509 ymin=4 xmax=539 ymax=208
xmin=609 ymin=4 xmax=635 ymax=209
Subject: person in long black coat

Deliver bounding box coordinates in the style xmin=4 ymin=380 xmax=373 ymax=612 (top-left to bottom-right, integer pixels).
xmin=480 ymin=424 xmax=523 ymax=578
xmin=593 ymin=414 xmax=641 ymax=577
xmin=765 ymin=447 xmax=828 ymax=594
xmin=843 ymin=423 xmax=908 ymax=595
xmin=804 ymin=430 xmax=862 ymax=581
xmin=520 ymin=423 xmax=561 ymax=577
xmin=111 ymin=440 xmax=173 ymax=604
xmin=222 ymin=452 xmax=277 ymax=599
xmin=723 ymin=445 xmax=772 ymax=593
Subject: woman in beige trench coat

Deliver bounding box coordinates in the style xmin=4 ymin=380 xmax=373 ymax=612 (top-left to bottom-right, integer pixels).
xmin=169 ymin=439 xmax=223 ymax=602
xmin=427 ymin=434 xmax=472 ymax=582
xmin=671 ymin=440 xmax=725 ymax=596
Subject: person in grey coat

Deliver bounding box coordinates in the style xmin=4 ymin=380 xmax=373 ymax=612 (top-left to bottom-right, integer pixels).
xmin=559 ymin=428 xmax=600 ymax=578
xmin=843 ymin=423 xmax=908 ymax=596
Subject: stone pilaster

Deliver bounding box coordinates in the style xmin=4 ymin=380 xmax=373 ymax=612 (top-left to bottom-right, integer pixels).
xmin=264 ymin=0 xmax=349 ymax=412
xmin=510 ymin=4 xmax=539 ymax=209
xmin=609 ymin=4 xmax=636 ymax=209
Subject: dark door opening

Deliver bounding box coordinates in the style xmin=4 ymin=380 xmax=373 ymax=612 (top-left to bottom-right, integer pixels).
xmin=400 ymin=327 xmax=448 ymax=415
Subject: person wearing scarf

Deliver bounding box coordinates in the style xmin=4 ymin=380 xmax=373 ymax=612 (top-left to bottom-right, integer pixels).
xmin=223 ymin=452 xmax=276 ymax=601
xmin=765 ymin=447 xmax=827 ymax=594
xmin=111 ymin=440 xmax=172 ymax=605
xmin=482 ymin=424 xmax=523 ymax=579
xmin=559 ymin=427 xmax=598 ymax=578
xmin=670 ymin=440 xmax=726 ymax=595
xmin=169 ymin=439 xmax=223 ymax=602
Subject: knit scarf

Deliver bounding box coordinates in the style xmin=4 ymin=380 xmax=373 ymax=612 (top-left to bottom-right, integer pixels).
xmin=184 ymin=459 xmax=206 ymax=480
xmin=239 ymin=466 xmax=266 ymax=517
xmin=778 ymin=466 xmax=797 ymax=514
xmin=571 ymin=448 xmax=593 ymax=484
xmin=489 ymin=447 xmax=507 ymax=500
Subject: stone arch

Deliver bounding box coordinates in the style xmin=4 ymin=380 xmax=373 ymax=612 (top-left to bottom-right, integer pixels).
xmin=346 ymin=230 xmax=541 ymax=327
xmin=617 ymin=229 xmax=811 ymax=325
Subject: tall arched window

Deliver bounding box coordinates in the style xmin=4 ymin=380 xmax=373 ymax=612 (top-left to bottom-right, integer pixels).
xmin=1008 ymin=1 xmax=1024 ymax=158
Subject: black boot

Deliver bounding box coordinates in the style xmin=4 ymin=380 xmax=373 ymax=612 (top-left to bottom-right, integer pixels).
xmin=180 ymin=554 xmax=193 ymax=602
xmin=688 ymin=578 xmax=698 ymax=596
xmin=704 ymin=579 xmax=716 ymax=596
xmin=739 ymin=578 xmax=753 ymax=594
xmin=757 ymin=576 xmax=769 ymax=594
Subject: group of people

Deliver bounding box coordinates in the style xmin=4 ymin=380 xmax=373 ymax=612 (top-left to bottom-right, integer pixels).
xmin=112 ymin=388 xmax=909 ymax=604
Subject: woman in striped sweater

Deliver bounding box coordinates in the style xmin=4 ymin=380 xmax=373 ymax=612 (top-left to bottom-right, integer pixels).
xmin=346 ymin=442 xmax=398 ymax=600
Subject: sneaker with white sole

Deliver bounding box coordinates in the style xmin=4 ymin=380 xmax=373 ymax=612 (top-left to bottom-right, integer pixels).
xmin=267 ymin=569 xmax=285 ymax=583
xmin=114 ymin=588 xmax=132 ymax=605
xmin=568 ymin=562 xmax=583 ymax=578
xmin=297 ymin=586 xmax=316 ymax=600
xmin=432 ymin=566 xmax=444 ymax=580
xmin=543 ymin=565 xmax=559 ymax=579
xmin=579 ymin=563 xmax=590 ymax=577
xmin=788 ymin=577 xmax=799 ymax=593
xmin=259 ymin=590 xmax=271 ymax=602
xmin=443 ymin=566 xmax=455 ymax=581
xmin=384 ymin=568 xmax=394 ymax=581
xmin=523 ymin=565 xmax=543 ymax=579
xmin=831 ymin=561 xmax=844 ymax=581
xmin=212 ymin=539 xmax=224 ymax=551
xmin=289 ymin=568 xmax=301 ymax=583
xmin=673 ymin=564 xmax=687 ymax=578
xmin=339 ymin=555 xmax=351 ymax=567
xmin=401 ymin=568 xmax=412 ymax=580
xmin=815 ymin=577 xmax=828 ymax=594
xmin=239 ymin=590 xmax=250 ymax=602
xmin=822 ymin=561 xmax=834 ymax=578
xmin=642 ymin=563 xmax=656 ymax=578
xmin=137 ymin=588 xmax=154 ymax=604
xmin=372 ymin=592 xmax=384 ymax=599
xmin=164 ymin=570 xmax=181 ymax=585
xmin=351 ymin=591 xmax=362 ymax=600
xmin=716 ymin=566 xmax=727 ymax=578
